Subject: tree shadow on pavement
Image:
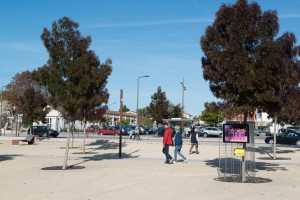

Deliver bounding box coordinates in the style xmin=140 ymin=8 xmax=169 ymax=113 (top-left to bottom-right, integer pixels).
xmin=82 ymin=150 xmax=140 ymax=161
xmin=87 ymin=140 xmax=127 ymax=150
xmin=205 ymin=157 xmax=287 ymax=173
xmin=249 ymin=146 xmax=296 ymax=155
xmin=0 ymin=154 xmax=23 ymax=162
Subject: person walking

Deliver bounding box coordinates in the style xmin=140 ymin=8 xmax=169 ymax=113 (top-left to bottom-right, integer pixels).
xmin=162 ymin=122 xmax=173 ymax=164
xmin=174 ymin=126 xmax=187 ymax=163
xmin=133 ymin=126 xmax=140 ymax=140
xmin=183 ymin=127 xmax=189 ymax=139
xmin=189 ymin=126 xmax=199 ymax=154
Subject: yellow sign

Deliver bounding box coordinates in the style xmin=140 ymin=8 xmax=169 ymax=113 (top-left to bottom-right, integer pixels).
xmin=234 ymin=148 xmax=245 ymax=156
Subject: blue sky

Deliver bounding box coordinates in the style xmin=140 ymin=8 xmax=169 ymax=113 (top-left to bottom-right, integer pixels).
xmin=1 ymin=0 xmax=300 ymax=116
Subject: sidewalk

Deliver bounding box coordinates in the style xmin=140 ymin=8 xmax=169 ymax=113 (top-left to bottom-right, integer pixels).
xmin=0 ymin=137 xmax=299 ymax=200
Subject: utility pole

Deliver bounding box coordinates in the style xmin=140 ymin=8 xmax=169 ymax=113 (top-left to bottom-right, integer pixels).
xmin=180 ymin=78 xmax=186 ymax=132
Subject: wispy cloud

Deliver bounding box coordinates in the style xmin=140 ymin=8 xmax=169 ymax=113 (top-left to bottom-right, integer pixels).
xmin=279 ymin=14 xmax=300 ymax=19
xmin=0 ymin=41 xmax=43 ymax=53
xmin=85 ymin=18 xmax=213 ymax=28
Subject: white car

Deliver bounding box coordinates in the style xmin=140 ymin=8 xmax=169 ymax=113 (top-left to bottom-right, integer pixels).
xmin=200 ymin=127 xmax=222 ymax=138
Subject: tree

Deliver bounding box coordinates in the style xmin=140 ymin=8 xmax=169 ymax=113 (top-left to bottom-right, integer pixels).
xmin=269 ymin=88 xmax=300 ymax=125
xmin=34 ymin=17 xmax=112 ymax=169
xmin=200 ymin=102 xmax=223 ymax=125
xmin=4 ymin=71 xmax=49 ymax=136
xmin=147 ymin=86 xmax=170 ymax=123
xmin=200 ymin=0 xmax=300 ymax=181
xmin=200 ymin=0 xmax=299 ymax=122
xmin=168 ymin=103 xmax=182 ymax=118
xmin=119 ymin=105 xmax=130 ymax=112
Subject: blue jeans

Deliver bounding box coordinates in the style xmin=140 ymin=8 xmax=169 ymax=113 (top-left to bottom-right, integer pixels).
xmin=174 ymin=145 xmax=186 ymax=162
xmin=162 ymin=145 xmax=172 ymax=163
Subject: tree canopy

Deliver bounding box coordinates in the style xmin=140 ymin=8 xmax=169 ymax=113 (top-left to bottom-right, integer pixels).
xmin=4 ymin=71 xmax=49 ymax=126
xmin=147 ymin=86 xmax=170 ymax=123
xmin=200 ymin=102 xmax=223 ymax=125
xmin=33 ymin=17 xmax=112 ymax=121
xmin=200 ymin=0 xmax=300 ymax=122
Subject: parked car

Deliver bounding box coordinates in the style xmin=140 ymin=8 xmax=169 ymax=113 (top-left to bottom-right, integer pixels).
xmin=265 ymin=130 xmax=300 ymax=146
xmin=262 ymin=127 xmax=271 ymax=136
xmin=254 ymin=129 xmax=261 ymax=136
xmin=48 ymin=128 xmax=59 ymax=137
xmin=98 ymin=126 xmax=119 ymax=135
xmin=138 ymin=126 xmax=148 ymax=135
xmin=199 ymin=127 xmax=222 ymax=138
xmin=153 ymin=126 xmax=165 ymax=137
xmin=125 ymin=125 xmax=136 ymax=136
xmin=85 ymin=125 xmax=95 ymax=132
xmin=278 ymin=128 xmax=287 ymax=135
xmin=114 ymin=125 xmax=128 ymax=135
xmin=254 ymin=128 xmax=271 ymax=136
xmin=194 ymin=126 xmax=205 ymax=137
xmin=28 ymin=126 xmax=59 ymax=138
xmin=287 ymin=126 xmax=300 ymax=133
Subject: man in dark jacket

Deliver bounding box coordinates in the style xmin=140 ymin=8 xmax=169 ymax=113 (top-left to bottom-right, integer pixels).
xmin=162 ymin=122 xmax=173 ymax=164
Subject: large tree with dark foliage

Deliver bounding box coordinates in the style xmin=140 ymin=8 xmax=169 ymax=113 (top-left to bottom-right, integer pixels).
xmin=169 ymin=103 xmax=182 ymax=118
xmin=35 ymin=17 xmax=111 ymax=119
xmin=34 ymin=17 xmax=112 ymax=168
xmin=4 ymin=71 xmax=49 ymax=136
xmin=200 ymin=0 xmax=300 ymax=123
xmin=200 ymin=0 xmax=300 ymax=181
xmin=147 ymin=86 xmax=170 ymax=123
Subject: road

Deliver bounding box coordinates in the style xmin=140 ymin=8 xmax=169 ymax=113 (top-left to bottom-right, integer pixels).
xmin=2 ymin=130 xmax=270 ymax=145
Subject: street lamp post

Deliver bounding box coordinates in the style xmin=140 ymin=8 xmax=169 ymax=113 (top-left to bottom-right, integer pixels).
xmin=180 ymin=78 xmax=186 ymax=131
xmin=136 ymin=75 xmax=149 ymax=126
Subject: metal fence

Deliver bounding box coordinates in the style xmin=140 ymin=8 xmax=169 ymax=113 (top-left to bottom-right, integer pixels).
xmin=217 ymin=122 xmax=256 ymax=183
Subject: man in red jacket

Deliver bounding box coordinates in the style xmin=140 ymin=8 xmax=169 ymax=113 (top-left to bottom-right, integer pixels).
xmin=162 ymin=122 xmax=173 ymax=164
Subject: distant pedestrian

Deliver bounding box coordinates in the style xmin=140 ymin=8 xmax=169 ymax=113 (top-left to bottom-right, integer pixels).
xmin=174 ymin=126 xmax=187 ymax=163
xmin=189 ymin=126 xmax=199 ymax=154
xmin=183 ymin=128 xmax=188 ymax=139
xmin=133 ymin=126 xmax=140 ymax=140
xmin=162 ymin=122 xmax=173 ymax=164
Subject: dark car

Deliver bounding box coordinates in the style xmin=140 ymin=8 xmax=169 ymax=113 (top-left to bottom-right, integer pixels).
xmin=265 ymin=131 xmax=300 ymax=146
xmin=28 ymin=126 xmax=59 ymax=138
xmin=287 ymin=126 xmax=300 ymax=133
xmin=114 ymin=125 xmax=128 ymax=135
xmin=48 ymin=128 xmax=59 ymax=137
xmin=154 ymin=127 xmax=165 ymax=137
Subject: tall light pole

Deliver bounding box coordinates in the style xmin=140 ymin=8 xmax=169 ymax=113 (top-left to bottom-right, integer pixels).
xmin=136 ymin=75 xmax=149 ymax=126
xmin=180 ymin=78 xmax=186 ymax=131
xmin=0 ymin=86 xmax=5 ymax=136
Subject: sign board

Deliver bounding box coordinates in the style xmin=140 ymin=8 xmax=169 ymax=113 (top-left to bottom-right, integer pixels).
xmin=234 ymin=148 xmax=245 ymax=156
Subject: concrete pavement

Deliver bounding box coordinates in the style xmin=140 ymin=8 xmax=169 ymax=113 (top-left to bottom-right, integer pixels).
xmin=0 ymin=136 xmax=299 ymax=200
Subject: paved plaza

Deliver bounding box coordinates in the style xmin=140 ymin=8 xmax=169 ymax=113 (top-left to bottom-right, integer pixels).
xmin=0 ymin=136 xmax=299 ymax=200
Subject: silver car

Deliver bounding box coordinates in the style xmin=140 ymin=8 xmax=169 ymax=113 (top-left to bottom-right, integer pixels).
xmin=201 ymin=127 xmax=222 ymax=138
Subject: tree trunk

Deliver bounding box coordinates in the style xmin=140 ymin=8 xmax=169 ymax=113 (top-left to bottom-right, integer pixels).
xmin=83 ymin=118 xmax=86 ymax=154
xmin=71 ymin=122 xmax=74 ymax=148
xmin=273 ymin=116 xmax=277 ymax=159
xmin=63 ymin=121 xmax=71 ymax=170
